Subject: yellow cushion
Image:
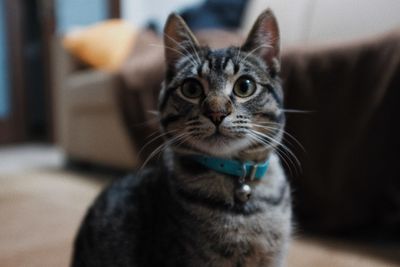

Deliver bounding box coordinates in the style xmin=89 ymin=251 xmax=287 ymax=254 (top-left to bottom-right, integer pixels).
xmin=63 ymin=19 xmax=137 ymax=72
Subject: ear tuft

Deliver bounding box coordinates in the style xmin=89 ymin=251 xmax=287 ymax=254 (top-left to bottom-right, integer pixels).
xmin=242 ymin=9 xmax=280 ymax=75
xmin=163 ymin=13 xmax=199 ymax=69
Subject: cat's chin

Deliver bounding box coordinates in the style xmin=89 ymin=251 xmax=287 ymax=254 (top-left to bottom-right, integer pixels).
xmin=189 ymin=135 xmax=253 ymax=157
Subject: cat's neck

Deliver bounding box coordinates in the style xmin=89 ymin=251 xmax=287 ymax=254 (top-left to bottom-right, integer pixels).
xmin=168 ymin=145 xmax=272 ymax=165
xmin=237 ymin=148 xmax=271 ymax=163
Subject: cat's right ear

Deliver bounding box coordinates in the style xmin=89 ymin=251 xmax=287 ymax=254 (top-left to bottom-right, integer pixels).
xmin=163 ymin=13 xmax=199 ymax=69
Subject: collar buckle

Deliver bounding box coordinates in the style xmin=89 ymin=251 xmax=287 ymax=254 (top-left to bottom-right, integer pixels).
xmin=240 ymin=164 xmax=259 ymax=182
xmin=248 ymin=164 xmax=259 ymax=181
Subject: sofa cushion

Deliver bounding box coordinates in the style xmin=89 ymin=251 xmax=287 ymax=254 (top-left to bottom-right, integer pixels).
xmin=63 ymin=19 xmax=137 ymax=72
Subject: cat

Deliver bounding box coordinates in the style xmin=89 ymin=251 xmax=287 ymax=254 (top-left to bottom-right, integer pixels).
xmin=71 ymin=9 xmax=291 ymax=267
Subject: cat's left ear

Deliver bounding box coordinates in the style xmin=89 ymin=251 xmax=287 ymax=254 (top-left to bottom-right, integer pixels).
xmin=242 ymin=9 xmax=280 ymax=76
xmin=163 ymin=13 xmax=200 ymax=69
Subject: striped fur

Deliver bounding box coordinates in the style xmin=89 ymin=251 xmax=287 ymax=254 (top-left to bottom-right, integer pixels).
xmin=71 ymin=9 xmax=291 ymax=267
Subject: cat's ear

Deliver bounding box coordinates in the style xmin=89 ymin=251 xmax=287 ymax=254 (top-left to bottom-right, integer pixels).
xmin=163 ymin=13 xmax=199 ymax=68
xmin=242 ymin=9 xmax=280 ymax=75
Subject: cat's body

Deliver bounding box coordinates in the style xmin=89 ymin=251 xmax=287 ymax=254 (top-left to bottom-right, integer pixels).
xmin=72 ymin=9 xmax=292 ymax=267
xmin=73 ymin=153 xmax=290 ymax=267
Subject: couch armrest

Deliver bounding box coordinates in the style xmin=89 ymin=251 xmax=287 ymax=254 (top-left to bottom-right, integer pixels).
xmin=57 ymin=69 xmax=138 ymax=169
xmin=64 ymin=70 xmax=118 ymax=108
xmin=56 ymin=69 xmax=117 ymax=144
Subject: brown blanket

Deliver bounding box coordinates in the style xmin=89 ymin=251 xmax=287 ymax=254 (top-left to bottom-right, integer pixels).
xmin=281 ymin=30 xmax=400 ymax=235
xmin=120 ymin=29 xmax=400 ymax=235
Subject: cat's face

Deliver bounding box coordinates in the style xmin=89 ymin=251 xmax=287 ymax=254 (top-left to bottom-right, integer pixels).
xmin=159 ymin=10 xmax=284 ymax=157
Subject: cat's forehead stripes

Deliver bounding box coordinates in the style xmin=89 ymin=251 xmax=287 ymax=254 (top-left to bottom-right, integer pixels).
xmin=224 ymin=59 xmax=235 ymax=76
xmin=175 ymin=48 xmax=249 ymax=83
xmin=200 ymin=60 xmax=210 ymax=77
xmin=205 ymin=49 xmax=238 ymax=75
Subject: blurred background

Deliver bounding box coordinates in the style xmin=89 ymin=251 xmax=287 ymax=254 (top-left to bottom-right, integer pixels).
xmin=0 ymin=0 xmax=400 ymax=266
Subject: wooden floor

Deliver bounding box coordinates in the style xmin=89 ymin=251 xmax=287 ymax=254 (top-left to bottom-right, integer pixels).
xmin=0 ymin=145 xmax=399 ymax=267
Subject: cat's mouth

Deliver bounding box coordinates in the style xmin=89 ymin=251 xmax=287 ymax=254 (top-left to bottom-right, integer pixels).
xmin=205 ymin=132 xmax=232 ymax=142
xmin=204 ymin=128 xmax=236 ymax=141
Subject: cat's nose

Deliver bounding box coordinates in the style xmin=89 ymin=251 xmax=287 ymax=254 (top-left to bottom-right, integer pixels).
xmin=202 ymin=98 xmax=232 ymax=125
xmin=204 ymin=111 xmax=230 ymax=125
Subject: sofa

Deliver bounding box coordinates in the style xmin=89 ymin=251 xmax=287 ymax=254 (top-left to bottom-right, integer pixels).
xmin=52 ymin=36 xmax=138 ymax=170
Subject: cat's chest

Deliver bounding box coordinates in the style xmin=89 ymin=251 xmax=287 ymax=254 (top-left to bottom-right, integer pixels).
xmin=217 ymin=213 xmax=265 ymax=239
xmin=200 ymin=212 xmax=275 ymax=258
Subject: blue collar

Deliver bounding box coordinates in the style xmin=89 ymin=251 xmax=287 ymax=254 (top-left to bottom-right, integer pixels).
xmin=190 ymin=154 xmax=270 ymax=181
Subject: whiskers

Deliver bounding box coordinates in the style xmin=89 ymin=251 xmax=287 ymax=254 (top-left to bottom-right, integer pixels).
xmin=253 ymin=122 xmax=306 ymax=153
xmin=139 ymin=130 xmax=191 ymax=170
xmin=158 ymin=32 xmax=202 ymax=67
xmin=240 ymin=44 xmax=273 ymax=64
xmin=248 ymin=123 xmax=303 ymax=176
xmin=149 ymin=43 xmax=199 ymax=68
xmin=281 ymin=109 xmax=314 ymax=114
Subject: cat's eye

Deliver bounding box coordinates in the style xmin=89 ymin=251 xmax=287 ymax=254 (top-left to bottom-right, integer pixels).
xmin=181 ymin=79 xmax=203 ymax=99
xmin=233 ymin=77 xmax=256 ymax=98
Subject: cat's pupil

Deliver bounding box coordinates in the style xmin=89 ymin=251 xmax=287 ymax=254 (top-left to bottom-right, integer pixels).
xmin=239 ymin=80 xmax=251 ymax=93
xmin=188 ymin=87 xmax=197 ymax=94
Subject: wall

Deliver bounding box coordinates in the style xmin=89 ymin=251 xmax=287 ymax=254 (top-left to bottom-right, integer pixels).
xmin=55 ymin=0 xmax=108 ymax=33
xmin=243 ymin=0 xmax=400 ymax=48
xmin=121 ymin=0 xmax=400 ymax=47
xmin=0 ymin=0 xmax=10 ymax=119
xmin=308 ymin=0 xmax=400 ymax=43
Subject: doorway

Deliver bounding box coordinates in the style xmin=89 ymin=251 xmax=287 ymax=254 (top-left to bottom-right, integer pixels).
xmin=0 ymin=0 xmax=120 ymax=145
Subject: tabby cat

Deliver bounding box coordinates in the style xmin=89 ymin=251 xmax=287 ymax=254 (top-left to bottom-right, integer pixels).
xmin=71 ymin=9 xmax=291 ymax=267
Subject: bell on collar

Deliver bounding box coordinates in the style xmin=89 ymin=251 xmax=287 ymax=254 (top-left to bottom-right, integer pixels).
xmin=235 ymin=184 xmax=252 ymax=203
